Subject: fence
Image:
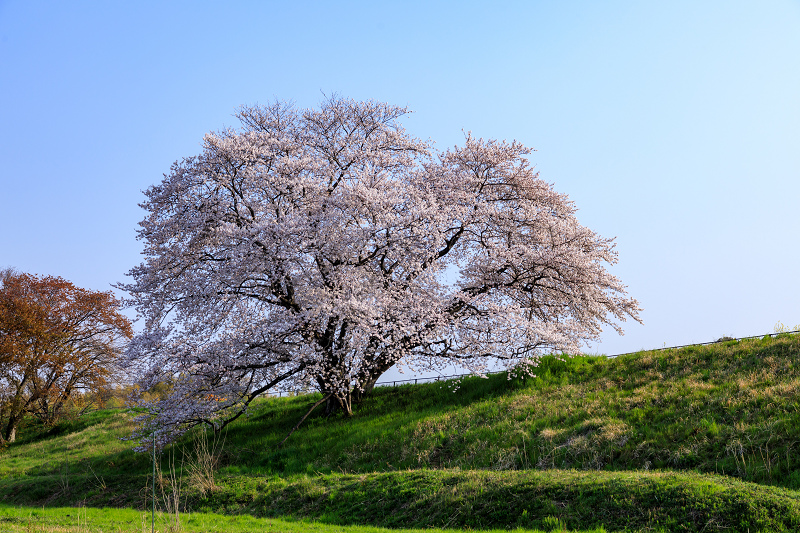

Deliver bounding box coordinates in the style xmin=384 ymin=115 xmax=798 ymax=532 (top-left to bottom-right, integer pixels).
xmin=264 ymin=329 xmax=800 ymax=397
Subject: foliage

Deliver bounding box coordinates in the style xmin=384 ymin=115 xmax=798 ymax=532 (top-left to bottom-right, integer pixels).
xmin=774 ymin=320 xmax=800 ymax=334
xmin=0 ymin=269 xmax=132 ymax=442
xmin=121 ymin=95 xmax=641 ymax=445
xmin=184 ymin=426 xmax=224 ymax=495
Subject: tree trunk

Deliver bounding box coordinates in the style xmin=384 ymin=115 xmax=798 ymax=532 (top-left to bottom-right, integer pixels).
xmin=3 ymin=414 xmax=19 ymax=443
xmin=324 ymin=392 xmax=353 ymax=417
xmin=352 ymin=360 xmax=395 ymax=404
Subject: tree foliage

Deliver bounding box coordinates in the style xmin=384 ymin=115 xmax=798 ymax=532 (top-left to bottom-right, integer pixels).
xmin=121 ymin=96 xmax=641 ymax=445
xmin=0 ymin=270 xmax=132 ymax=442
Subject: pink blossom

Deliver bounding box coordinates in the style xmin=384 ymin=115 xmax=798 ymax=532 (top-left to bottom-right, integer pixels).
xmin=120 ymin=96 xmax=641 ymax=446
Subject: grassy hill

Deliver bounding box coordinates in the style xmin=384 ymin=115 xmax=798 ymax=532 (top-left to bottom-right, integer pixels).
xmin=3 ymin=333 xmax=800 ymax=532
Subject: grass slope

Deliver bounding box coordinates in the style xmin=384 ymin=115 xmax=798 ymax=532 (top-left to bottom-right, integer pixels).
xmin=2 ymin=334 xmax=800 ymax=531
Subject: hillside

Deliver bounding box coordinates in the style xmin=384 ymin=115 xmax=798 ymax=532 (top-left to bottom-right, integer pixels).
xmin=2 ymin=333 xmax=800 ymax=532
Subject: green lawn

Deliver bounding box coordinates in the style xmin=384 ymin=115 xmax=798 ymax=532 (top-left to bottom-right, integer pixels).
xmin=0 ymin=504 xmax=606 ymax=533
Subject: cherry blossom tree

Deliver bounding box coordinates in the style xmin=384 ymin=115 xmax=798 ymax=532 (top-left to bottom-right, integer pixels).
xmin=121 ymin=96 xmax=641 ymax=445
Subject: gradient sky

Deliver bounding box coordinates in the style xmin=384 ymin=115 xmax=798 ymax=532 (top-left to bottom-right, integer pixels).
xmin=2 ymin=1 xmax=798 ymax=380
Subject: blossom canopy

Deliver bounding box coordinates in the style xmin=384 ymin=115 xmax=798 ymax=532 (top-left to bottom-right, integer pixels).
xmin=121 ymin=96 xmax=641 ymax=443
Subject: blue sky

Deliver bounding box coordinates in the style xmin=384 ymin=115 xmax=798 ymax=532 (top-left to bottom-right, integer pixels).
xmin=2 ymin=1 xmax=798 ymax=374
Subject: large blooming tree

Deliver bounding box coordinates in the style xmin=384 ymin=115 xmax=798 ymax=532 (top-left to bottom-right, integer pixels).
xmin=121 ymin=96 xmax=641 ymax=444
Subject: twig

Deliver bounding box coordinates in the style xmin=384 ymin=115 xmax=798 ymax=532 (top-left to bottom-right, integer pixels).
xmin=278 ymin=394 xmax=331 ymax=448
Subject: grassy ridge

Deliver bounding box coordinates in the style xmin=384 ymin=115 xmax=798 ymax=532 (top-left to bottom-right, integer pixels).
xmin=2 ymin=334 xmax=800 ymax=531
xmin=185 ymin=469 xmax=800 ymax=532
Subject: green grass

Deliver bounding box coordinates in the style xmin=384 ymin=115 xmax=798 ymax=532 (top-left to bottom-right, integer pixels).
xmin=179 ymin=468 xmax=800 ymax=531
xmin=3 ymin=334 xmax=800 ymax=531
xmin=0 ymin=504 xmax=607 ymax=533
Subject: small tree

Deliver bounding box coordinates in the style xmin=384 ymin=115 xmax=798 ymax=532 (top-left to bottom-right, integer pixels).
xmin=0 ymin=270 xmax=132 ymax=442
xmin=121 ymin=96 xmax=641 ymax=445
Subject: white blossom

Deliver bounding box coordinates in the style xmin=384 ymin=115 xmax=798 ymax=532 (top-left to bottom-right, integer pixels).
xmin=120 ymin=96 xmax=641 ymax=446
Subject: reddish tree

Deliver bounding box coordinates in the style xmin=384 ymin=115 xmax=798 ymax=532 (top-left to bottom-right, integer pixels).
xmin=0 ymin=270 xmax=132 ymax=442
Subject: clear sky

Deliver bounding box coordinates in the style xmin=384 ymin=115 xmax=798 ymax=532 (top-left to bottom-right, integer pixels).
xmin=2 ymin=1 xmax=799 ymax=377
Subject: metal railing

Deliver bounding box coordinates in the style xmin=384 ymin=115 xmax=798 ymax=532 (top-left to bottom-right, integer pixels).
xmin=607 ymin=329 xmax=800 ymax=359
xmin=264 ymin=329 xmax=800 ymax=397
xmin=78 ymin=329 xmax=800 ymax=405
